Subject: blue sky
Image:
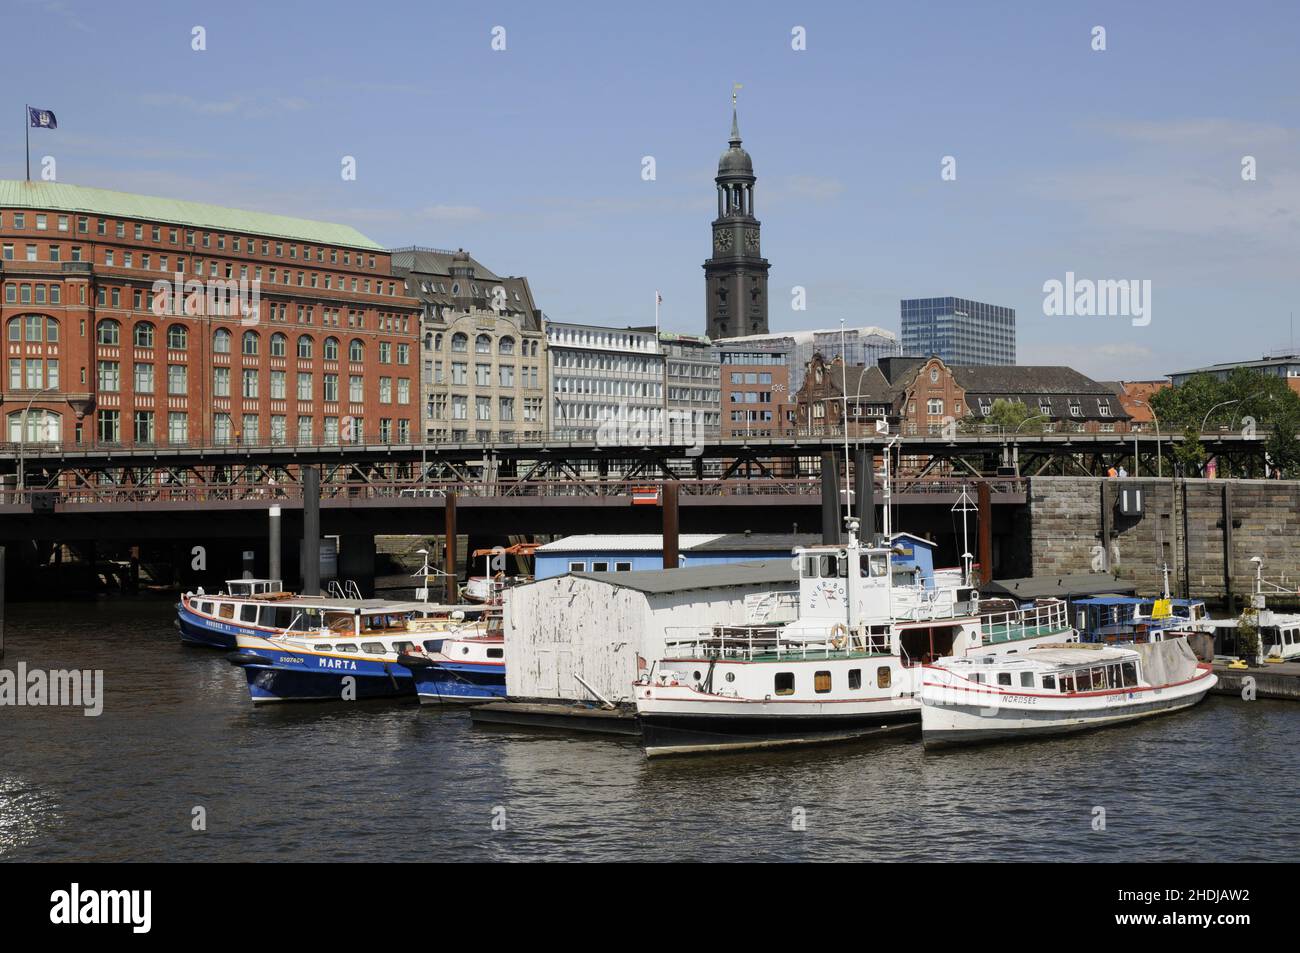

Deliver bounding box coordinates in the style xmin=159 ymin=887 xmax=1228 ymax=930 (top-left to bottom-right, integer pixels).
xmin=5 ymin=0 xmax=1298 ymax=379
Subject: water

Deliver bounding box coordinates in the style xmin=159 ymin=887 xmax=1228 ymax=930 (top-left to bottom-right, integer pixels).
xmin=1 ymin=598 xmax=1296 ymax=862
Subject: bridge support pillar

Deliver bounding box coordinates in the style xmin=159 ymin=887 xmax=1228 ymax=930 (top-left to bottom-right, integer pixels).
xmin=302 ymin=466 xmax=321 ymax=596
xmin=444 ymin=492 xmax=458 ymax=604
xmin=854 ymin=447 xmax=875 ymax=538
xmin=339 ymin=534 xmax=376 ymax=598
xmin=268 ymin=505 xmax=282 ymax=584
xmin=663 ymin=480 xmax=680 ymax=569
xmin=977 ymin=481 xmax=993 ymax=586
xmin=821 ymin=453 xmax=841 ymax=544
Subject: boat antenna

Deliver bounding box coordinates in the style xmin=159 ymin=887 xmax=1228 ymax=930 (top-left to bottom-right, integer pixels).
xmin=952 ymin=483 xmax=977 ymax=587
xmin=839 ymin=319 xmax=854 ymax=529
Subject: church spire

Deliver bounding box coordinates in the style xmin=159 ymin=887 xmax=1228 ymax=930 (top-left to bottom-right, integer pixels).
xmin=730 ymin=83 xmax=743 ymax=145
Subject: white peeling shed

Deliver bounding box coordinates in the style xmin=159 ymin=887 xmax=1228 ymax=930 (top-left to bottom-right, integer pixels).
xmin=503 ymin=559 xmax=798 ymax=705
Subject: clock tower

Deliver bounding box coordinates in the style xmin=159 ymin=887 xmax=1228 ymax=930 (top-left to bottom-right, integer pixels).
xmin=704 ymin=97 xmax=769 ymax=338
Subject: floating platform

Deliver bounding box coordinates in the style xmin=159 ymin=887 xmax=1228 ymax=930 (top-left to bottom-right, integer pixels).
xmin=1210 ymin=661 xmax=1300 ymax=701
xmin=470 ymin=701 xmax=640 ymax=735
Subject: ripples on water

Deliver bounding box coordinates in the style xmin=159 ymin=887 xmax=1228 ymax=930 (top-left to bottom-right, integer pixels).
xmin=0 ymin=599 xmax=1295 ymax=862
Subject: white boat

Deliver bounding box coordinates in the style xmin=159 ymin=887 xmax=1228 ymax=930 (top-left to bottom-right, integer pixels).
xmin=919 ymin=637 xmax=1217 ymax=747
xmin=635 ymin=446 xmax=1079 ymax=757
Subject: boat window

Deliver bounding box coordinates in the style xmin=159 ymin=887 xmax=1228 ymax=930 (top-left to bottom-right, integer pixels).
xmin=1020 ymin=672 xmax=1034 ymax=688
xmin=1090 ymin=666 xmax=1107 ymax=690
xmin=1106 ymin=665 xmax=1121 ymax=689
xmin=877 ymin=666 xmax=891 ymax=689
xmin=361 ymin=642 xmax=385 ymax=654
xmin=487 ymin=648 xmax=504 ymax=659
xmin=1121 ymin=661 xmax=1138 ymax=687
xmin=392 ymin=641 xmax=413 ymax=654
xmin=814 ymin=671 xmax=832 ymax=693
xmin=218 ymin=603 xmax=234 ymax=619
xmin=316 ymin=645 xmax=334 ymax=652
xmin=836 ymin=556 xmax=848 ymax=578
xmin=1075 ymin=669 xmax=1092 ymax=691
xmin=424 ymin=639 xmax=446 ymax=653
xmin=997 ymin=672 xmax=1012 ymax=686
xmin=774 ymin=672 xmax=795 ymax=696
xmin=334 ymin=643 xmax=357 ymax=653
xmin=804 ymin=556 xmax=819 ymax=578
xmin=848 ymin=669 xmax=861 ymax=690
xmin=200 ymin=602 xmax=213 ymax=615
xmin=970 ymin=672 xmax=983 ymax=684
xmin=1041 ymin=674 xmax=1056 ymax=691
xmin=1060 ymin=674 xmax=1075 ymax=692
xmin=239 ymin=604 xmax=259 ymax=623
xmin=818 ymin=555 xmax=834 ymax=577
xmin=258 ymin=606 xmax=279 ymax=627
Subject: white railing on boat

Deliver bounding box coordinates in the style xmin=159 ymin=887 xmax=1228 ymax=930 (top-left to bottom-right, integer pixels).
xmin=980 ymin=600 xmax=1069 ymax=643
xmin=662 ymin=624 xmax=891 ymax=661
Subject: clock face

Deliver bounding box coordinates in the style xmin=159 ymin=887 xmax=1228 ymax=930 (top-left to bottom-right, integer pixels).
xmin=744 ymin=228 xmax=760 ymax=252
xmin=714 ymin=230 xmax=733 ymax=251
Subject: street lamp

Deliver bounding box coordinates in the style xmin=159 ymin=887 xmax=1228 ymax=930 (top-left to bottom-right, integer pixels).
xmin=1201 ymin=398 xmax=1241 ymax=434
xmin=17 ymin=384 xmax=58 ymax=503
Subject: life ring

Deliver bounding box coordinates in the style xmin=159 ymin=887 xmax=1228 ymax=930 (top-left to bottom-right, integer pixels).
xmin=830 ymin=623 xmax=849 ymax=651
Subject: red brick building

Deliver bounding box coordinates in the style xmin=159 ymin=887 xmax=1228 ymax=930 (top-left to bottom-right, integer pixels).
xmin=718 ymin=336 xmax=796 ymax=436
xmin=1 ymin=180 xmax=420 ymax=448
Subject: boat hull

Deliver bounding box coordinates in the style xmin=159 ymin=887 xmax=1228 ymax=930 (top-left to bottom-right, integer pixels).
xmin=229 ymin=643 xmax=414 ymax=704
xmin=409 ymin=662 xmax=506 ymax=705
xmin=921 ymin=674 xmax=1217 ymax=747
xmin=176 ymin=604 xmax=246 ymax=649
xmin=639 ymin=707 xmax=919 ymax=757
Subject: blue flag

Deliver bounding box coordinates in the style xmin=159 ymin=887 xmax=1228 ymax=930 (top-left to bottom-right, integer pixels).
xmin=28 ymin=107 xmax=57 ymax=129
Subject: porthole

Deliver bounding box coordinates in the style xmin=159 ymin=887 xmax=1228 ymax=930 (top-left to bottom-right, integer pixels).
xmin=693 ymin=670 xmax=702 ymax=681
xmin=725 ymin=672 xmax=735 ymax=682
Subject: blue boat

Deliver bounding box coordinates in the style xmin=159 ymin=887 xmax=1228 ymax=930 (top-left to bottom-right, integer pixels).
xmin=1071 ymin=595 xmax=1212 ymax=644
xmin=225 ymin=604 xmax=494 ymax=704
xmin=177 ymin=579 xmax=293 ymax=648
xmin=396 ymin=632 xmax=506 ymax=705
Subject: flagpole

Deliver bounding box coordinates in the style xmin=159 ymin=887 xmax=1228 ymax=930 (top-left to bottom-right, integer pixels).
xmin=654 ymin=290 xmax=660 ymax=335
xmin=25 ymin=105 xmax=30 ymax=181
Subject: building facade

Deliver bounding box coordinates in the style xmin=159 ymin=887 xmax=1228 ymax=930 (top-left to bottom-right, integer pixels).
xmin=1168 ymin=352 xmax=1300 ymax=394
xmin=719 ymin=326 xmax=901 ymax=394
xmin=717 ymin=335 xmax=795 ymax=437
xmin=900 ymin=296 xmax=1016 ymax=366
xmin=703 ymin=105 xmax=769 ymax=338
xmin=659 ymin=331 xmax=721 ymax=438
xmin=793 ymin=354 xmax=897 ymax=436
xmin=391 ymin=247 xmax=547 ymax=442
xmin=1 ymin=180 xmax=420 ymax=449
xmin=545 ymin=321 xmax=665 ymax=441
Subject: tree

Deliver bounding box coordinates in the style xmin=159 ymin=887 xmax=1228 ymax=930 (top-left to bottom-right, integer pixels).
xmin=959 ymin=399 xmax=1045 ymax=434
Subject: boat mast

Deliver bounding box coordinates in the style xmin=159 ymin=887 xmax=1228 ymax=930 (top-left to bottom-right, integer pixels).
xmin=952 ymin=483 xmax=977 ymax=588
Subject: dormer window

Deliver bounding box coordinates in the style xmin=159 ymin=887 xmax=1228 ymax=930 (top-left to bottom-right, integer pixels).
xmin=1069 ymin=400 xmax=1083 ymax=417
xmin=1039 ymin=400 xmax=1052 ymax=414
xmin=1099 ymin=402 xmax=1112 ymax=417
xmin=978 ymin=399 xmax=992 ymax=415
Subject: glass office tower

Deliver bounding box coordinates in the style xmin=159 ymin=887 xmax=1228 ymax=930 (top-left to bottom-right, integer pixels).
xmin=900 ymin=297 xmax=1016 ymax=366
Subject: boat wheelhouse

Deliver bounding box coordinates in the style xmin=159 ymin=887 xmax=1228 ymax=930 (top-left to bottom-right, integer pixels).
xmin=919 ymin=638 xmax=1217 ymax=747
xmin=1072 ymin=595 xmax=1212 ymax=645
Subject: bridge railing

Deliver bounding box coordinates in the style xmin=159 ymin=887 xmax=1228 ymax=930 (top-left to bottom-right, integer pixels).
xmin=4 ymin=476 xmax=1028 ymax=507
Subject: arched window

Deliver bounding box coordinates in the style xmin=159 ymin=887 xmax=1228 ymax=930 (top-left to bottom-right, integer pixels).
xmin=434 ymin=333 xmax=443 ymax=350
xmin=297 ymin=335 xmax=314 ymax=359
xmin=451 ymin=332 xmax=467 ymax=352
xmin=242 ymin=330 xmax=259 ymax=355
xmin=424 ymin=331 xmax=433 ymax=350
xmin=529 ymin=340 xmax=538 ymax=357
xmin=46 ymin=317 xmax=59 ymax=343
xmin=213 ymin=328 xmax=231 ymax=354
xmin=499 ymin=336 xmax=515 ymax=355
xmin=167 ymin=324 xmax=188 ymax=350
xmin=475 ymin=333 xmax=491 ymax=354
xmin=96 ymin=319 xmax=120 ymax=346
xmin=8 ymin=315 xmax=59 ymax=342
xmin=7 ymin=409 xmax=61 ymax=443
xmin=323 ymin=336 xmax=339 ymax=360
xmin=134 ymin=322 xmax=155 ymax=348
xmin=348 ymin=338 xmax=364 ymax=362
xmin=270 ymin=332 xmax=287 ymax=357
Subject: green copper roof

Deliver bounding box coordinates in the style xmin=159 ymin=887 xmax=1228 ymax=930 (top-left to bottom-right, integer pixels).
xmin=0 ymin=180 xmax=384 ymax=251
